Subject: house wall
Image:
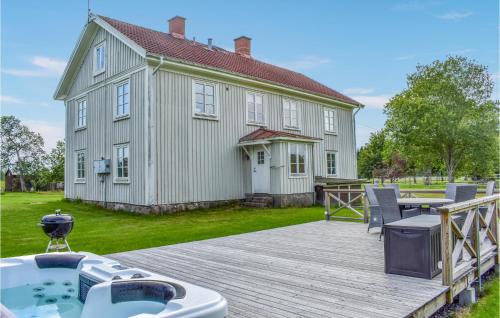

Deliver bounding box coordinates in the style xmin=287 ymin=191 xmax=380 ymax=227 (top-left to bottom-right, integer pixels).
xmin=153 ymin=69 xmax=356 ymax=205
xmin=64 ymin=27 xmax=148 ymax=206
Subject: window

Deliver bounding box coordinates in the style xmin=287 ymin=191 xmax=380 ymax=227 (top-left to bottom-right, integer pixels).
xmin=77 ymin=99 xmax=87 ymax=128
xmin=283 ymin=99 xmax=298 ymax=129
xmin=289 ymin=143 xmax=307 ymax=176
xmin=116 ymin=81 xmax=130 ymax=118
xmin=246 ymin=92 xmax=265 ymax=125
xmin=257 ymin=151 xmax=265 ymax=164
xmin=75 ymin=151 xmax=85 ymax=182
xmin=324 ymin=108 xmax=338 ymax=134
xmin=193 ymin=81 xmax=216 ymax=117
xmin=94 ymin=42 xmax=106 ymax=74
xmin=115 ymin=144 xmax=129 ymax=182
xmin=326 ymin=151 xmax=337 ymax=176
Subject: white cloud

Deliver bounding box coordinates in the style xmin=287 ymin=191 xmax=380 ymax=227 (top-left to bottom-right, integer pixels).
xmin=24 ymin=120 xmax=64 ymax=151
xmin=351 ymin=95 xmax=391 ymax=109
xmin=343 ymin=88 xmax=375 ymax=95
xmin=395 ymin=54 xmax=416 ymax=61
xmin=437 ymin=11 xmax=474 ymax=21
xmin=277 ymin=56 xmax=332 ymax=71
xmin=3 ymin=56 xmax=67 ymax=78
xmin=0 ymin=95 xmax=25 ymax=105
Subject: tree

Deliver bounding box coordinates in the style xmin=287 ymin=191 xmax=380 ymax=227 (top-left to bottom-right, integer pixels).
xmin=0 ymin=116 xmax=45 ymax=191
xmin=357 ymin=130 xmax=387 ymax=179
xmin=385 ymin=56 xmax=499 ymax=182
xmin=33 ymin=140 xmax=65 ymax=190
xmin=46 ymin=140 xmax=65 ymax=182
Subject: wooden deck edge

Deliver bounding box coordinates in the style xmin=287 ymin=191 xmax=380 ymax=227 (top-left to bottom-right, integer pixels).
xmin=407 ymin=255 xmax=497 ymax=318
xmin=406 ymin=291 xmax=448 ymax=318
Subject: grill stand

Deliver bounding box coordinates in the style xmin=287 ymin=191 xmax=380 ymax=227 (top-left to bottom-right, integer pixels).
xmin=46 ymin=238 xmax=72 ymax=253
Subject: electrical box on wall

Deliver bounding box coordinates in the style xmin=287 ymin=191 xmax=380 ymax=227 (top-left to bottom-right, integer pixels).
xmin=93 ymin=159 xmax=111 ymax=174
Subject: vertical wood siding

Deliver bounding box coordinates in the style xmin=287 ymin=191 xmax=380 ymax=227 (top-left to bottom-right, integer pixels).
xmin=154 ymin=70 xmax=356 ymax=204
xmin=64 ymin=26 xmax=147 ymax=205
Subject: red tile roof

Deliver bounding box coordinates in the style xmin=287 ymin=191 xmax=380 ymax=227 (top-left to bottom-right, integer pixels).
xmin=239 ymin=128 xmax=321 ymax=143
xmin=99 ymin=15 xmax=361 ymax=106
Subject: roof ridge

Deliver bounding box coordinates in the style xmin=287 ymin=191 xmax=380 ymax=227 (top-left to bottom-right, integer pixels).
xmin=95 ymin=14 xmax=361 ymax=106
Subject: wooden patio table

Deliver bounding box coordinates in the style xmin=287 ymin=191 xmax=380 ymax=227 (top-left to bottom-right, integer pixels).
xmin=397 ymin=198 xmax=454 ymax=206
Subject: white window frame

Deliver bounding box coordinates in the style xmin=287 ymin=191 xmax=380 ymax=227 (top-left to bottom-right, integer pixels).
xmin=246 ymin=91 xmax=266 ymax=126
xmin=114 ymin=79 xmax=130 ymax=119
xmin=288 ymin=143 xmax=307 ymax=178
xmin=324 ymin=108 xmax=338 ymax=134
xmin=75 ymin=150 xmax=86 ymax=183
xmin=93 ymin=41 xmax=106 ymax=76
xmin=76 ymin=98 xmax=87 ymax=129
xmin=192 ymin=80 xmax=219 ymax=120
xmin=283 ymin=98 xmax=299 ymax=130
xmin=114 ymin=144 xmax=130 ymax=183
xmin=326 ymin=151 xmax=338 ymax=177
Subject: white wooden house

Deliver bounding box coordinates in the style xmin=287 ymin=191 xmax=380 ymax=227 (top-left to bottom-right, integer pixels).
xmin=54 ymin=14 xmax=363 ymax=212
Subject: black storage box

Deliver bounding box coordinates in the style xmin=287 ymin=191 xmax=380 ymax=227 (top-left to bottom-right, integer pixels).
xmin=384 ymin=215 xmax=444 ymax=279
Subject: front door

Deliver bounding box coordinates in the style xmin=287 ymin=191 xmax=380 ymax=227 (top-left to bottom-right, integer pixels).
xmin=252 ymin=147 xmax=270 ymax=193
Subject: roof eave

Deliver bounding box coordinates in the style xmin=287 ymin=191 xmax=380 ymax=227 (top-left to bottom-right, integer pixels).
xmin=146 ymin=53 xmax=362 ymax=109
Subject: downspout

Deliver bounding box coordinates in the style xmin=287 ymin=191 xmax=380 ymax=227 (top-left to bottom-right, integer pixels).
xmin=152 ymin=56 xmax=165 ymax=75
xmin=352 ymin=106 xmax=362 ymax=179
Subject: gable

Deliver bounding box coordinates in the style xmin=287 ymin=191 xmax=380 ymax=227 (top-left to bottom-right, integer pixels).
xmin=54 ymin=19 xmax=146 ymax=100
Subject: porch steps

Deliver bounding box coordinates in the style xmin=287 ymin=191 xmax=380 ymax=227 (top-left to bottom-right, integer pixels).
xmin=242 ymin=194 xmax=273 ymax=208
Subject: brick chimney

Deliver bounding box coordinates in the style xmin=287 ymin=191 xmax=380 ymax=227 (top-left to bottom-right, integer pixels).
xmin=234 ymin=36 xmax=251 ymax=57
xmin=169 ymin=16 xmax=186 ymax=39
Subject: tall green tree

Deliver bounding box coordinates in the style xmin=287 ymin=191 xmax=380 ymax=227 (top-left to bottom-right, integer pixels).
xmin=357 ymin=130 xmax=386 ymax=179
xmin=385 ymin=56 xmax=499 ymax=182
xmin=0 ymin=116 xmax=45 ymax=191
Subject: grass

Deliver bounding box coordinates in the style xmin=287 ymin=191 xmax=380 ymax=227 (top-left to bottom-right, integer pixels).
xmin=0 ymin=192 xmax=362 ymax=258
xmin=454 ymin=276 xmax=499 ymax=318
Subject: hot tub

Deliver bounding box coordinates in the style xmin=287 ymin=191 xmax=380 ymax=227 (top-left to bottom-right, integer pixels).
xmin=0 ymin=252 xmax=227 ymax=318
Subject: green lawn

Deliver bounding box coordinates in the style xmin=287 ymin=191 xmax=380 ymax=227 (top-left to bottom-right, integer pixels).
xmin=1 ymin=192 xmax=356 ymax=258
xmin=455 ymin=277 xmax=499 ymax=318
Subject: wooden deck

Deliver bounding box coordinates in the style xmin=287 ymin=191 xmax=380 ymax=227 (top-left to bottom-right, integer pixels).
xmin=108 ymin=221 xmax=449 ymax=318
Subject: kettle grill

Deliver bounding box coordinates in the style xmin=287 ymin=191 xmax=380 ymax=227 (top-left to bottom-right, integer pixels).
xmin=39 ymin=209 xmax=74 ymax=252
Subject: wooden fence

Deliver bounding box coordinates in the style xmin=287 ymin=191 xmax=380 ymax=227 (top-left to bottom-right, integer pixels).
xmin=323 ymin=187 xmax=497 ymax=223
xmin=438 ymin=194 xmax=499 ymax=303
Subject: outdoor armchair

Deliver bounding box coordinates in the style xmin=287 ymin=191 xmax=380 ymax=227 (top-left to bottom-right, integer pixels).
xmin=373 ymin=188 xmax=421 ymax=240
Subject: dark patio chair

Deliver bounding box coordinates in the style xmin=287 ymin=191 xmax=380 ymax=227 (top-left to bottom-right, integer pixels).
xmin=365 ymin=184 xmax=382 ymax=232
xmin=479 ymin=181 xmax=495 ymax=218
xmin=373 ymin=188 xmax=420 ymax=240
xmin=385 ymin=184 xmax=401 ymax=198
xmin=429 ymin=183 xmax=476 ymax=215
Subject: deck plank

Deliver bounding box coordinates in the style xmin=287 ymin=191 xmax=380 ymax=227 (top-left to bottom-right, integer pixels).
xmin=108 ymin=221 xmax=448 ymax=318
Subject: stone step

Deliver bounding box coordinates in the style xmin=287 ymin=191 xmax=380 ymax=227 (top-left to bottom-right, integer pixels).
xmin=249 ymin=196 xmax=273 ymax=203
xmin=242 ymin=201 xmax=271 ymax=208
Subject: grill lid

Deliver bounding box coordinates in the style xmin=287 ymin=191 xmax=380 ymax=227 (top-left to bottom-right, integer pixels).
xmin=41 ymin=209 xmax=73 ymax=224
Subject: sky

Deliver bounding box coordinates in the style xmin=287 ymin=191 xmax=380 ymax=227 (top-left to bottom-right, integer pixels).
xmin=1 ymin=0 xmax=498 ymax=150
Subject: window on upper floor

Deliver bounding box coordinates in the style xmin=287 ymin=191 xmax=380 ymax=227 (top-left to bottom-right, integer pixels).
xmin=115 ymin=80 xmax=130 ymax=118
xmin=75 ymin=150 xmax=86 ymax=182
xmin=326 ymin=151 xmax=337 ymax=176
xmin=76 ymin=99 xmax=87 ymax=128
xmin=246 ymin=91 xmax=265 ymax=125
xmin=114 ymin=144 xmax=129 ymax=183
xmin=289 ymin=143 xmax=307 ymax=177
xmin=283 ymin=99 xmax=299 ymax=129
xmin=94 ymin=41 xmax=106 ymax=75
xmin=324 ymin=108 xmax=338 ymax=134
xmin=193 ymin=81 xmax=217 ymax=118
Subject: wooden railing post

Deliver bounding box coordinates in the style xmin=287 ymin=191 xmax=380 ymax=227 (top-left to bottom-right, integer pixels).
xmin=363 ymin=193 xmax=369 ymax=224
xmin=440 ymin=206 xmax=454 ymax=304
xmin=324 ymin=191 xmax=331 ymax=221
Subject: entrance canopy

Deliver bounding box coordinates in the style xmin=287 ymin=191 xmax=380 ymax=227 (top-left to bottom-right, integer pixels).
xmin=238 ymin=128 xmax=321 ymax=146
